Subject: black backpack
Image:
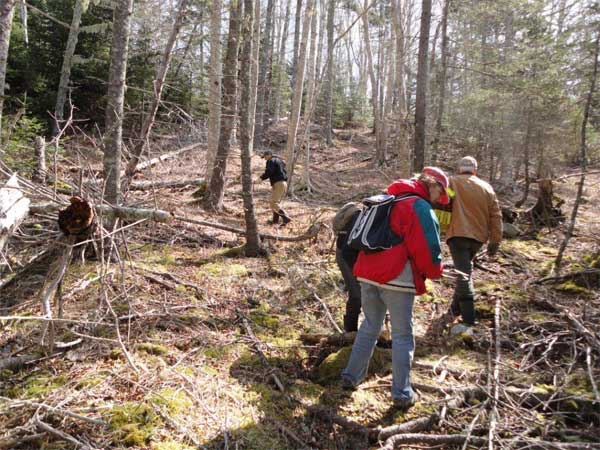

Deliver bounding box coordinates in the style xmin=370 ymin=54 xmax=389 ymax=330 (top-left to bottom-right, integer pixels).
xmin=347 ymin=194 xmax=417 ymax=253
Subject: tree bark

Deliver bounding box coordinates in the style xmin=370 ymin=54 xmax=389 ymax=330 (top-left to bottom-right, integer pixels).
xmin=239 ymin=0 xmax=262 ymax=256
xmin=273 ymin=0 xmax=291 ymax=123
xmin=302 ymin=5 xmax=318 ymax=188
xmin=103 ymin=0 xmax=134 ymax=207
xmin=413 ymin=0 xmax=432 ymax=172
xmin=205 ymin=0 xmax=223 ymax=182
xmin=254 ymin=0 xmax=275 ymax=146
xmin=555 ymin=31 xmax=599 ymax=272
xmin=291 ymin=0 xmax=303 ymax=85
xmin=324 ymin=0 xmax=335 ymax=145
xmin=204 ymin=0 xmax=243 ymax=211
xmin=431 ymin=0 xmax=450 ymax=159
xmin=514 ymin=104 xmax=533 ymax=208
xmin=0 ymin=0 xmax=17 ymax=146
xmin=284 ymin=0 xmax=314 ymax=188
xmin=361 ymin=0 xmax=383 ymax=161
xmin=32 ymin=136 xmax=46 ymax=184
xmin=53 ymin=0 xmax=90 ymax=137
xmin=125 ymin=0 xmax=189 ymax=177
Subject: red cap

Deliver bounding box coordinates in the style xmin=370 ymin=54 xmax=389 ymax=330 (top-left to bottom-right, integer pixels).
xmin=422 ymin=166 xmax=450 ymax=205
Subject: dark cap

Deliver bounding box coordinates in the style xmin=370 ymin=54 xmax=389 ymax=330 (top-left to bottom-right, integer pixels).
xmin=260 ymin=149 xmax=273 ymax=157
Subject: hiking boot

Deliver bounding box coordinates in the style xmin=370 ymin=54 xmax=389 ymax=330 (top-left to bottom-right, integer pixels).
xmin=341 ymin=376 xmax=356 ymax=391
xmin=268 ymin=212 xmax=279 ymax=225
xmin=278 ymin=209 xmax=291 ymax=226
xmin=393 ymin=394 xmax=417 ymax=411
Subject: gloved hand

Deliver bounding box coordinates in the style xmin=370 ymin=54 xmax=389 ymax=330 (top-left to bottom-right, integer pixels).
xmin=487 ymin=242 xmax=500 ymax=257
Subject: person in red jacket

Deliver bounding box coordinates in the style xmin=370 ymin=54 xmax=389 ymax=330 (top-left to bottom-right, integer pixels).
xmin=341 ymin=167 xmax=449 ymax=410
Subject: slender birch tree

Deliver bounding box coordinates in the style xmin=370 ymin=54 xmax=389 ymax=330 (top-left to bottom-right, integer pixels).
xmin=103 ymin=0 xmax=134 ymax=207
xmin=204 ymin=0 xmax=243 ymax=211
xmin=240 ymin=0 xmax=262 ymax=256
xmin=125 ymin=0 xmax=190 ymax=177
xmin=284 ymin=0 xmax=314 ymax=187
xmin=53 ymin=0 xmax=90 ymax=137
xmin=205 ymin=0 xmax=223 ymax=182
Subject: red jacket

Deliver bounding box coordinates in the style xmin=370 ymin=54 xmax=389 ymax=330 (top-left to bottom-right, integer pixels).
xmin=353 ymin=179 xmax=444 ymax=294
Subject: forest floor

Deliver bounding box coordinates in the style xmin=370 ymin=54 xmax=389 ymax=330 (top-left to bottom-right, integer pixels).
xmin=1 ymin=126 xmax=599 ymax=450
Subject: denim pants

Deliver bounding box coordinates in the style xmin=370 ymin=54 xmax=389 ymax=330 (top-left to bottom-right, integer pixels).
xmin=447 ymin=237 xmax=483 ymax=325
xmin=335 ymin=248 xmax=362 ymax=332
xmin=341 ymin=282 xmax=415 ymax=401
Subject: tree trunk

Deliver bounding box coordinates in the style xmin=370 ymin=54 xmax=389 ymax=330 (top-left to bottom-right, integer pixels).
xmin=239 ymin=0 xmax=262 ymax=256
xmin=555 ymin=32 xmax=599 ymax=271
xmin=273 ymin=0 xmax=291 ymax=123
xmin=53 ymin=0 xmax=89 ymax=137
xmin=284 ymin=0 xmax=314 ymax=188
xmin=103 ymin=0 xmax=134 ymax=207
xmin=361 ymin=0 xmax=382 ymax=161
xmin=205 ymin=0 xmax=223 ymax=182
xmin=431 ymin=0 xmax=450 ymax=159
xmin=392 ymin=0 xmax=410 ymax=172
xmin=125 ymin=0 xmax=189 ymax=177
xmin=204 ymin=0 xmax=243 ymax=211
xmin=254 ymin=0 xmax=275 ymax=146
xmin=32 ymin=136 xmax=46 ymax=183
xmin=324 ymin=0 xmax=335 ymax=145
xmin=302 ymin=5 xmax=318 ymax=188
xmin=413 ymin=0 xmax=432 ymax=172
xmin=0 ymin=0 xmax=17 ymax=145
xmin=381 ymin=25 xmax=395 ymax=163
xmin=514 ymin=105 xmax=533 ymax=208
xmin=291 ymin=0 xmax=303 ymax=85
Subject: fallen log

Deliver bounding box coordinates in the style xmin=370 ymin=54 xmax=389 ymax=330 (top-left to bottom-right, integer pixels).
xmin=381 ymin=432 xmax=487 ymax=449
xmin=128 ymin=177 xmax=205 ymax=191
xmin=132 ymin=142 xmax=203 ymax=173
xmin=30 ymin=203 xmax=322 ymax=242
xmin=0 ymin=174 xmax=30 ymax=251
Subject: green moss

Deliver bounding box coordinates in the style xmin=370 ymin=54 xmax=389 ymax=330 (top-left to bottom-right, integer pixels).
xmin=106 ymin=402 xmax=161 ymax=447
xmin=76 ymin=373 xmax=107 ymax=389
xmin=109 ymin=348 xmax=123 ymax=360
xmin=565 ymin=369 xmax=594 ymax=398
xmin=233 ymin=423 xmax=284 ymax=450
xmin=151 ymin=388 xmax=193 ymax=415
xmin=152 ymin=440 xmax=195 ymax=450
xmin=21 ymin=374 xmax=69 ymax=398
xmin=556 ymin=281 xmax=593 ymax=296
xmin=137 ymin=343 xmax=169 ymax=356
xmin=160 ymin=246 xmax=177 ymax=266
xmin=201 ymin=261 xmax=248 ymax=277
xmin=315 ymin=346 xmax=390 ymax=383
xmin=203 ymin=345 xmax=231 ymax=360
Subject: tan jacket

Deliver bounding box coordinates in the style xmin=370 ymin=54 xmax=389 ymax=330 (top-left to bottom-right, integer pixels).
xmin=446 ymin=174 xmax=503 ymax=244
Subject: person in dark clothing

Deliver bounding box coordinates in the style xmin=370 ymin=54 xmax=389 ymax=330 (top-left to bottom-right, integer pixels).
xmin=258 ymin=150 xmax=291 ymax=225
xmin=335 ymin=209 xmax=361 ymax=332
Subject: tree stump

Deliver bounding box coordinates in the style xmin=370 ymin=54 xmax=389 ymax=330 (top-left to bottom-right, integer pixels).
xmin=527 ymin=178 xmax=564 ymax=227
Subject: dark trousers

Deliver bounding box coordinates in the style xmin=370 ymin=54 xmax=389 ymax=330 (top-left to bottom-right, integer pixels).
xmin=447 ymin=237 xmax=483 ymax=325
xmin=336 ymin=248 xmax=362 ymax=332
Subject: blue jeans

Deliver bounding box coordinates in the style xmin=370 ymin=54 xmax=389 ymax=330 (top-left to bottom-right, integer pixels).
xmin=341 ymin=282 xmax=415 ymax=400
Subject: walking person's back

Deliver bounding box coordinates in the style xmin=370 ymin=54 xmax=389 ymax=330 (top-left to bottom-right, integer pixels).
xmin=446 ymin=156 xmax=502 ymax=327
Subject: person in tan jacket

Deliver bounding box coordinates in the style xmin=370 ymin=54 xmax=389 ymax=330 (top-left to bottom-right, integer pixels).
xmin=446 ymin=156 xmax=502 ymax=326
